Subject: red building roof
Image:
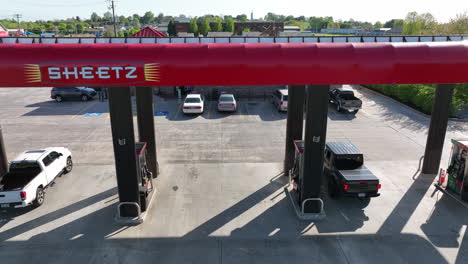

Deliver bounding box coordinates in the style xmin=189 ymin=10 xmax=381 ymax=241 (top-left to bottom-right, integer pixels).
xmin=130 ymin=27 xmax=167 ymax=38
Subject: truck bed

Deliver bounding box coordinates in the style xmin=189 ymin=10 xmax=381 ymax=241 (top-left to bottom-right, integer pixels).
xmin=339 ymin=166 xmax=379 ymax=182
xmin=0 ymin=167 xmax=41 ymax=191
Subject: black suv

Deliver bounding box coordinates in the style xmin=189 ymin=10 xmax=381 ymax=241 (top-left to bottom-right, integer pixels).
xmin=51 ymin=87 xmax=97 ymax=102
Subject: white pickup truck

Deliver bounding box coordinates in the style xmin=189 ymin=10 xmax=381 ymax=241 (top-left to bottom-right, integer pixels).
xmin=0 ymin=148 xmax=72 ymax=208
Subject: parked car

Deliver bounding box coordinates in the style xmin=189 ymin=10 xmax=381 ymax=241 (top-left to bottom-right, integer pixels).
xmin=0 ymin=148 xmax=73 ymax=208
xmin=325 ymin=142 xmax=380 ymax=199
xmin=51 ymin=87 xmax=97 ymax=102
xmin=183 ymin=94 xmax=205 ymax=114
xmin=272 ymin=89 xmax=288 ymax=112
xmin=329 ymin=87 xmax=362 ymax=113
xmin=217 ymin=93 xmax=237 ymax=112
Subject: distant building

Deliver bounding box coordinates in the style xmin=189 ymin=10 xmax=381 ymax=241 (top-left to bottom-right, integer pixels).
xmin=283 ymin=26 xmax=300 ymax=32
xmin=320 ymin=28 xmax=365 ymax=35
xmin=157 ymin=23 xmax=169 ymax=34
xmin=177 ymin=32 xmax=195 ymax=37
xmin=234 ymin=22 xmax=283 ymax=36
xmin=0 ymin=23 xmax=8 ymax=37
xmin=174 ymin=21 xmax=283 ymax=37
xmin=130 ymin=27 xmax=167 ymax=37
xmin=241 ymin=31 xmax=262 ymax=37
xmin=207 ymin=32 xmax=233 ymax=37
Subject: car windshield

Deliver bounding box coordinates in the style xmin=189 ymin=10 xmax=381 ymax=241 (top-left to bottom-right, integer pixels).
xmin=334 ymin=155 xmax=363 ymax=170
xmin=219 ymin=96 xmax=234 ymax=102
xmin=185 ymin=98 xmax=201 ymax=103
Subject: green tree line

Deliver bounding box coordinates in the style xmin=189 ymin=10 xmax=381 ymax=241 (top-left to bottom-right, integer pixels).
xmin=2 ymin=10 xmax=468 ymax=37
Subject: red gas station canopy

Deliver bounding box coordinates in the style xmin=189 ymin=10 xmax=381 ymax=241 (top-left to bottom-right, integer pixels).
xmin=0 ymin=42 xmax=467 ymax=87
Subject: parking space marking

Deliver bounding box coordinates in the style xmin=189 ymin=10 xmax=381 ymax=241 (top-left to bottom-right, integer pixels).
xmin=207 ymin=101 xmax=212 ymax=119
xmin=70 ymin=102 xmax=98 ymax=119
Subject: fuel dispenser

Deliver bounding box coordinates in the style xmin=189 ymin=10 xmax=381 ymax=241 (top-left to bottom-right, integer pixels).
xmin=135 ymin=142 xmax=154 ymax=212
xmin=288 ymin=140 xmax=325 ymax=219
xmin=290 ymin=140 xmax=305 ymax=201
xmin=444 ymin=139 xmax=468 ymax=202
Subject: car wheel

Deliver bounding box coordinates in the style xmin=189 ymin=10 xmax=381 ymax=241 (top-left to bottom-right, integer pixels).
xmin=64 ymin=157 xmax=73 ymax=174
xmin=336 ymin=104 xmax=341 ymax=112
xmin=33 ymin=187 xmax=45 ymax=207
xmin=55 ymin=95 xmax=63 ymax=102
xmin=81 ymin=95 xmax=89 ymax=101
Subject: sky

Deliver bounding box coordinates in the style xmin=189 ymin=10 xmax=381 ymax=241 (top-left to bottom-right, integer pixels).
xmin=0 ymin=0 xmax=467 ymax=23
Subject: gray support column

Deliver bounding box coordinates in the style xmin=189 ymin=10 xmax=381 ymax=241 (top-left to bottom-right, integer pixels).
xmin=108 ymin=87 xmax=140 ymax=217
xmin=136 ymin=87 xmax=158 ymax=178
xmin=0 ymin=125 xmax=8 ymax=178
xmin=301 ymin=85 xmax=329 ymax=213
xmin=284 ymin=85 xmax=305 ymax=176
xmin=422 ymin=84 xmax=455 ymax=175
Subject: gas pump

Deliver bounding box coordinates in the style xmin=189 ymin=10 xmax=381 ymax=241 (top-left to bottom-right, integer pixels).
xmin=444 ymin=139 xmax=468 ymax=202
xmin=135 ymin=142 xmax=154 ymax=212
xmin=290 ymin=140 xmax=305 ymax=204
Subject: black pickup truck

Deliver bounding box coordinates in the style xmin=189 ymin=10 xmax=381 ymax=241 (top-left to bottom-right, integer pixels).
xmin=325 ymin=142 xmax=380 ymax=199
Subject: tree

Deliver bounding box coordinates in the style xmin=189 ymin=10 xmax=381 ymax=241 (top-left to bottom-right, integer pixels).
xmin=224 ymin=17 xmax=235 ymax=32
xmin=76 ymin=23 xmax=85 ymax=34
xmin=66 ymin=24 xmax=76 ymax=34
xmin=128 ymin=27 xmax=140 ymax=36
xmin=199 ymin=18 xmax=211 ymax=36
xmin=213 ymin=20 xmax=223 ymax=32
xmin=91 ymin=12 xmax=100 ymax=22
xmin=44 ymin=22 xmax=55 ymax=32
xmin=374 ymin=21 xmax=383 ymax=29
xmin=189 ymin=18 xmax=199 ymax=35
xmin=403 ymin=12 xmax=423 ymax=35
xmin=119 ymin=16 xmax=129 ymax=26
xmin=243 ymin=27 xmax=251 ymax=32
xmin=103 ymin=11 xmax=113 ymax=22
xmin=236 ymin=14 xmax=248 ymax=22
xmin=156 ymin=13 xmax=164 ymax=24
xmin=167 ymin=19 xmax=176 ymax=36
xmin=141 ymin=11 xmax=155 ymax=25
xmin=327 ymin=22 xmax=340 ymax=29
xmin=447 ymin=12 xmax=468 ymax=34
xmin=57 ymin=23 xmax=67 ymax=34
xmin=76 ymin=16 xmax=81 ymax=22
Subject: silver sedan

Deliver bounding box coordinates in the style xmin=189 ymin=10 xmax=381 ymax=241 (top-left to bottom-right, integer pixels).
xmin=217 ymin=94 xmax=237 ymax=112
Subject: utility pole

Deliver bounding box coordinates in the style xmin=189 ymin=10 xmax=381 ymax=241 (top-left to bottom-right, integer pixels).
xmin=107 ymin=0 xmax=117 ymax=37
xmin=14 ymin=14 xmax=22 ymax=30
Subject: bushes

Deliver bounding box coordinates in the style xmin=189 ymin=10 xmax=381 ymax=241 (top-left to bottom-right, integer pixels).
xmin=365 ymin=83 xmax=468 ymax=116
xmin=366 ymin=84 xmax=436 ymax=114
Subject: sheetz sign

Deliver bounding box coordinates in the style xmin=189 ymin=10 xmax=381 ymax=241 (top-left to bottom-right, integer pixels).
xmin=24 ymin=60 xmax=160 ymax=85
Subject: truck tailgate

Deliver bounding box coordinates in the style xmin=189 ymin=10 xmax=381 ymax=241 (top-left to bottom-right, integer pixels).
xmin=0 ymin=191 xmax=22 ymax=204
xmin=343 ymin=99 xmax=362 ymax=107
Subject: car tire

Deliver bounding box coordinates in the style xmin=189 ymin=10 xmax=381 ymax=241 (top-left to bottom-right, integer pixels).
xmin=336 ymin=104 xmax=341 ymax=112
xmin=353 ymin=110 xmax=359 ymax=114
xmin=64 ymin=157 xmax=73 ymax=174
xmin=33 ymin=187 xmax=45 ymax=207
xmin=55 ymin=95 xmax=63 ymax=102
xmin=81 ymin=95 xmax=89 ymax=101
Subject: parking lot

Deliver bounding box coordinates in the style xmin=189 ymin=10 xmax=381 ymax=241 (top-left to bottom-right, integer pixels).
xmin=0 ymin=86 xmax=467 ymax=263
